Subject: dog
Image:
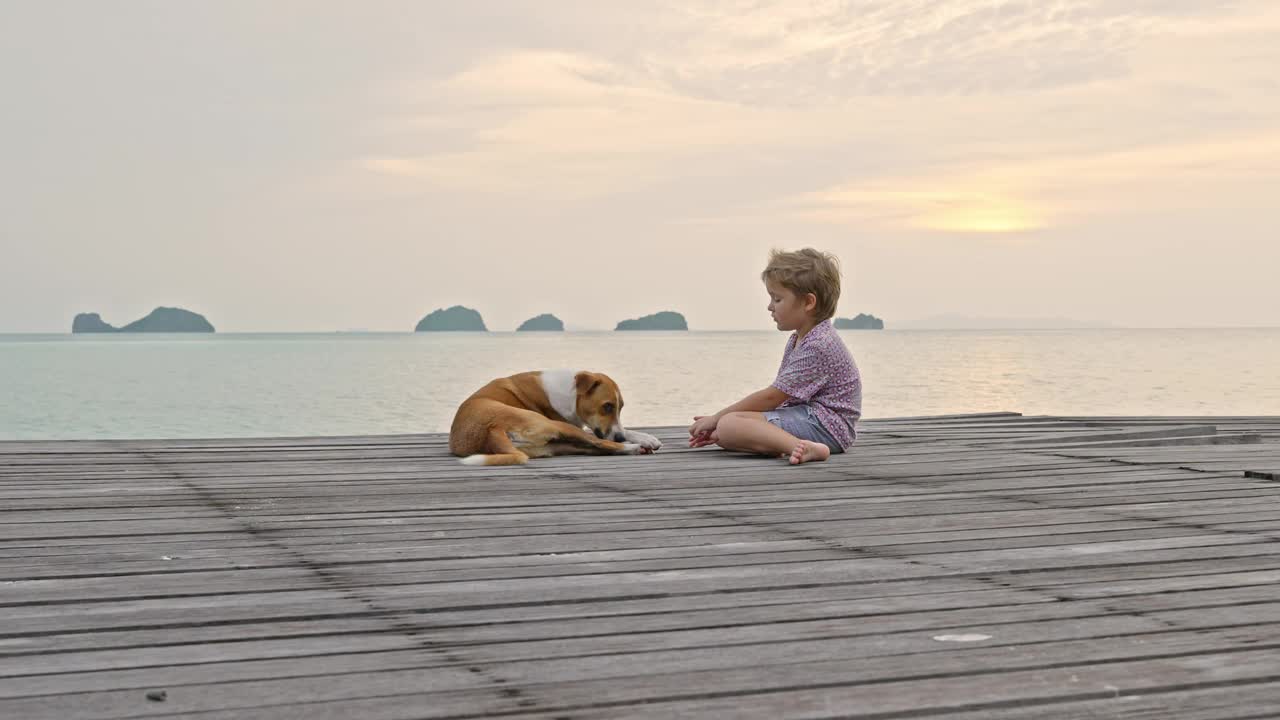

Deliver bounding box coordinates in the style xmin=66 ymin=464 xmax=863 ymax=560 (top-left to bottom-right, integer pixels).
xmin=449 ymin=369 xmax=663 ymax=466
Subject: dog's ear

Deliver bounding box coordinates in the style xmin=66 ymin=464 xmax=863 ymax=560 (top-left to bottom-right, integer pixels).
xmin=575 ymin=372 xmax=601 ymax=396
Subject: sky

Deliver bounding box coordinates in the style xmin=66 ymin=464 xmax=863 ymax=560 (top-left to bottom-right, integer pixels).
xmin=2 ymin=0 xmax=1278 ymax=332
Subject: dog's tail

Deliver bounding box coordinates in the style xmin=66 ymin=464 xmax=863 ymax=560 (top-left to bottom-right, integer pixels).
xmin=459 ymin=452 xmax=528 ymax=466
xmin=458 ymin=428 xmax=529 ymax=467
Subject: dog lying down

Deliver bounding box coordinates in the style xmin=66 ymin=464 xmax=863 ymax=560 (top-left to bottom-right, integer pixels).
xmin=449 ymin=370 xmax=663 ymax=466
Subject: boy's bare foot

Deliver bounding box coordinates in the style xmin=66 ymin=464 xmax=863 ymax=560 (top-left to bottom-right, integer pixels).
xmin=789 ymin=440 xmax=830 ymax=465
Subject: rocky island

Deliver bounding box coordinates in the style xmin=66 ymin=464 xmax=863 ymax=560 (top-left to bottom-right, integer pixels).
xmin=615 ymin=311 xmax=688 ymax=331
xmin=516 ymin=313 xmax=564 ymax=331
xmin=72 ymin=307 xmax=215 ymax=333
xmin=833 ymin=313 xmax=885 ymax=330
xmin=415 ymin=306 xmax=487 ymax=331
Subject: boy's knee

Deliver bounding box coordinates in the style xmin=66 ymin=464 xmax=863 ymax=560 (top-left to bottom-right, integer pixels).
xmin=717 ymin=412 xmax=762 ymax=442
xmin=716 ymin=414 xmax=742 ymax=440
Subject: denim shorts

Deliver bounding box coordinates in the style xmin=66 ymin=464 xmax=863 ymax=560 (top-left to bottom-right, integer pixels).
xmin=763 ymin=404 xmax=845 ymax=454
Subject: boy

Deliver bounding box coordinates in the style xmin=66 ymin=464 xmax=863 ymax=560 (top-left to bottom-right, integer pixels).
xmin=689 ymin=248 xmax=861 ymax=464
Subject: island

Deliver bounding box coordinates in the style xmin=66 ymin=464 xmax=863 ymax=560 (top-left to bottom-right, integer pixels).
xmin=415 ymin=306 xmax=487 ymax=332
xmin=71 ymin=307 xmax=215 ymax=333
xmin=71 ymin=313 xmax=116 ymax=333
xmin=516 ymin=313 xmax=564 ymax=332
xmin=833 ymin=313 xmax=885 ymax=330
xmin=615 ymin=311 xmax=688 ymax=331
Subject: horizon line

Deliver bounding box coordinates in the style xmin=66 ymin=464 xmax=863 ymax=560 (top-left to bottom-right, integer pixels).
xmin=6 ymin=325 xmax=1280 ymax=336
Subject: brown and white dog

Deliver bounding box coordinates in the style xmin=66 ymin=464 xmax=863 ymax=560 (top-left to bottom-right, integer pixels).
xmin=449 ymin=369 xmax=663 ymax=466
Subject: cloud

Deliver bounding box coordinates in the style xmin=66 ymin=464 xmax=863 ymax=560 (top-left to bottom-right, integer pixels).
xmin=742 ymin=128 xmax=1280 ymax=233
xmin=356 ymin=0 xmax=1280 ymax=234
xmin=361 ymin=50 xmax=807 ymax=197
xmin=602 ymin=0 xmax=1267 ymax=102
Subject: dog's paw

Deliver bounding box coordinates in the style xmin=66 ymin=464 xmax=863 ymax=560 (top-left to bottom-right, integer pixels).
xmin=625 ymin=430 xmax=663 ymax=451
xmin=619 ymin=442 xmax=645 ymax=455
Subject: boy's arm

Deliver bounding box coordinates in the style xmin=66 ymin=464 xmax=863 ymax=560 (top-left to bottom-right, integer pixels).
xmin=690 ymin=387 xmax=789 ymax=444
xmin=708 ymin=386 xmax=789 ymax=420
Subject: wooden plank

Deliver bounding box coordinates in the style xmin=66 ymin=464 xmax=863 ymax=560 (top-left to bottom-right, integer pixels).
xmin=3 ymin=415 xmax=1280 ymax=719
xmin=16 ymin=641 xmax=1279 ymax=720
xmin=6 ymin=628 xmax=1280 ymax=718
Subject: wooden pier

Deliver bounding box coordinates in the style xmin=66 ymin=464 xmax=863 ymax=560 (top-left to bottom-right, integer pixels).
xmin=3 ymin=413 xmax=1280 ymax=719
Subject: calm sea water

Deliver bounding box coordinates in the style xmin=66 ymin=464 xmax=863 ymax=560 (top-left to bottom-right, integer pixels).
xmin=2 ymin=329 xmax=1279 ymax=440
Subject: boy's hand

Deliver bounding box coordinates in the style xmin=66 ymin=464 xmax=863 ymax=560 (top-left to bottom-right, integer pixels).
xmin=688 ymin=415 xmax=719 ymax=447
xmin=689 ymin=415 xmax=718 ymax=436
xmin=689 ymin=430 xmax=719 ymax=448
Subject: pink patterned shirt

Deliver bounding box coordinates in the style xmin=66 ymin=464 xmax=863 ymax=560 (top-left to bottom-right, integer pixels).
xmin=772 ymin=319 xmax=862 ymax=449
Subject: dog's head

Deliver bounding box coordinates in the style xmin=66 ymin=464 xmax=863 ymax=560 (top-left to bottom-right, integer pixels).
xmin=574 ymin=371 xmax=628 ymax=442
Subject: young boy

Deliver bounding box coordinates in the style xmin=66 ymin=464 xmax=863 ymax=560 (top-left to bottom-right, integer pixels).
xmin=689 ymin=248 xmax=861 ymax=464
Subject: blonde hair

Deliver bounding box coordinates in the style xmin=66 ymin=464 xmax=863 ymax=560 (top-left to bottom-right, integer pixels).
xmin=761 ymin=248 xmax=842 ymax=321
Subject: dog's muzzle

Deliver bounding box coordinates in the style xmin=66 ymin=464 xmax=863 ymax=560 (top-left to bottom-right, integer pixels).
xmin=594 ymin=427 xmax=626 ymax=442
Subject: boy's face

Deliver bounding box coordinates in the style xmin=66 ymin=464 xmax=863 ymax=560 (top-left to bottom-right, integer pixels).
xmin=766 ymin=280 xmax=816 ymax=331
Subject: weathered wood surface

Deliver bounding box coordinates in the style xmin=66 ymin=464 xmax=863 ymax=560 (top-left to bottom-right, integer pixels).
xmin=3 ymin=413 xmax=1280 ymax=719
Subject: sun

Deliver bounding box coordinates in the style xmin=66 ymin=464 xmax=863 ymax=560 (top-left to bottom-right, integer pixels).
xmin=916 ymin=194 xmax=1046 ymax=233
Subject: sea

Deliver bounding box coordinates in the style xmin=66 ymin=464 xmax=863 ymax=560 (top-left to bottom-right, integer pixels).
xmin=2 ymin=329 xmax=1279 ymax=441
